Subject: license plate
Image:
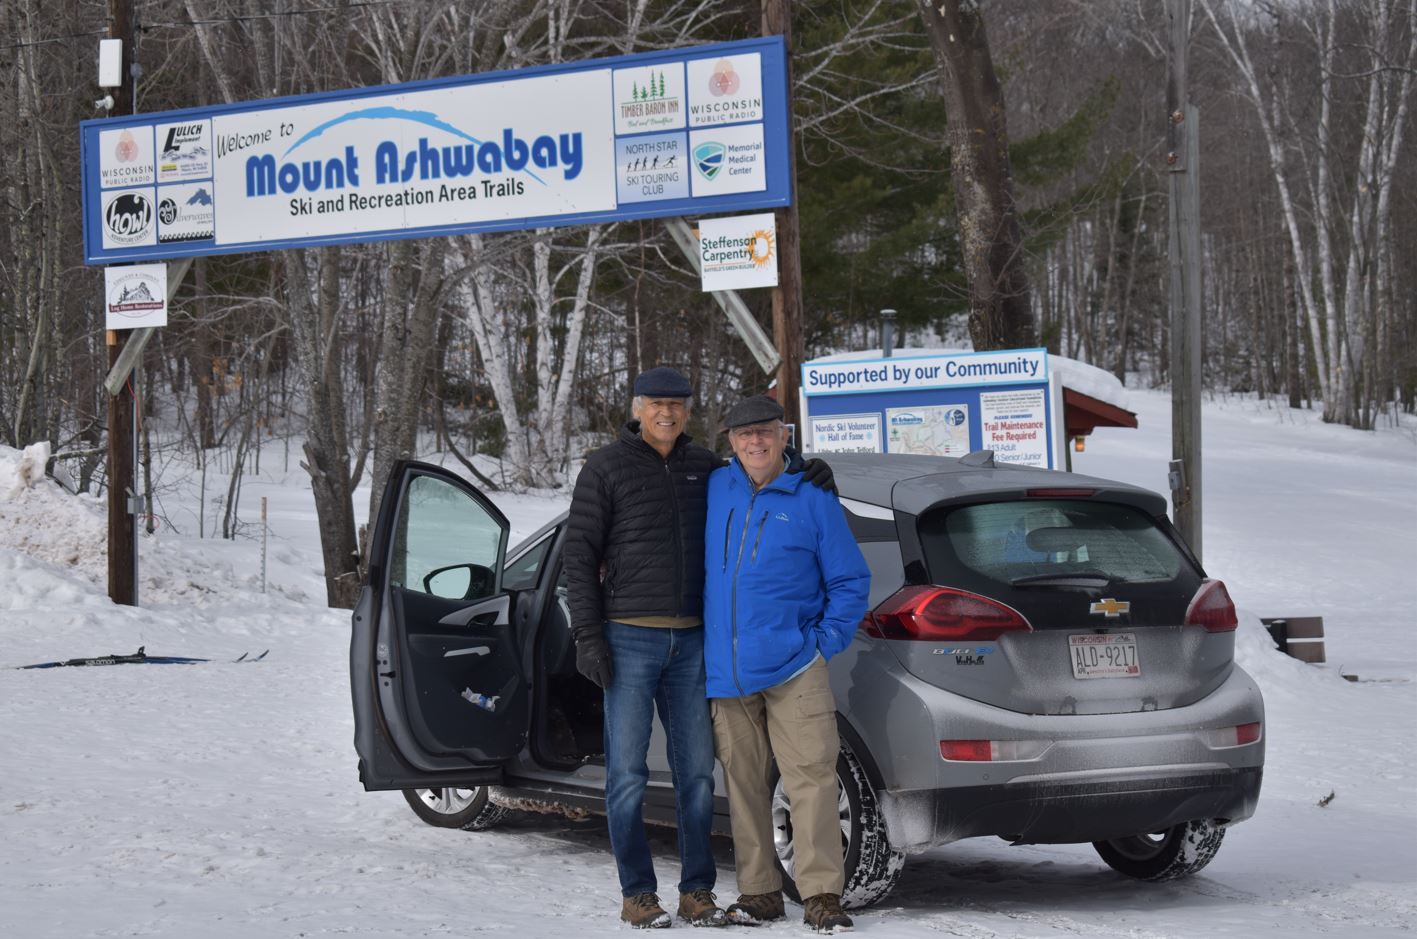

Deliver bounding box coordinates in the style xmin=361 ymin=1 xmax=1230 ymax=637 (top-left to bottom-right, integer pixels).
xmin=1069 ymin=633 xmax=1141 ymax=679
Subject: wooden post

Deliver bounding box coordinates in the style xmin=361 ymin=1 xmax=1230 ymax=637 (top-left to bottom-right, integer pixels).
xmin=763 ymin=0 xmax=804 ymax=428
xmin=106 ymin=0 xmax=137 ymax=605
xmin=1167 ymin=0 xmax=1203 ymax=562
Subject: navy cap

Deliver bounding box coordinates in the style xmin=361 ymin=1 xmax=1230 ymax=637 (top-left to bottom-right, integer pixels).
xmin=633 ymin=366 xmax=692 ymax=398
xmin=723 ymin=395 xmax=784 ymax=430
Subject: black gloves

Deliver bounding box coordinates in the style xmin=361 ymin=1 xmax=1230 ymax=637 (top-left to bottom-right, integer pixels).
xmin=575 ymin=630 xmax=614 ymax=689
xmin=799 ymin=457 xmax=836 ymax=493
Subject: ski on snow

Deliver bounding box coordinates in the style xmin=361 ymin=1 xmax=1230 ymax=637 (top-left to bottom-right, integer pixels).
xmin=17 ymin=646 xmax=270 ymax=669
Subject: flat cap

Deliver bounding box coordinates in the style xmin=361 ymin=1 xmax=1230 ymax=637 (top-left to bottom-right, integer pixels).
xmin=633 ymin=366 xmax=692 ymax=398
xmin=723 ymin=394 xmax=784 ymax=430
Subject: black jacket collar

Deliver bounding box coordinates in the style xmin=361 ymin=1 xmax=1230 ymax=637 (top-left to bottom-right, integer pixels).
xmin=621 ymin=420 xmax=693 ymax=460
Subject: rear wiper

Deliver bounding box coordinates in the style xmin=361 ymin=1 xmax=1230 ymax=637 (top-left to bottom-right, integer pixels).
xmin=1010 ymin=571 xmax=1112 ymax=588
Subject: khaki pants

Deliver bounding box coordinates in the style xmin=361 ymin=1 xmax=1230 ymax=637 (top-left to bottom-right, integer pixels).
xmin=711 ymin=658 xmax=844 ymax=899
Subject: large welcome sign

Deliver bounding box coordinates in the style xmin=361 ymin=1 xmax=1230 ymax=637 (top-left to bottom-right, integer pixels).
xmin=81 ymin=38 xmax=790 ymax=264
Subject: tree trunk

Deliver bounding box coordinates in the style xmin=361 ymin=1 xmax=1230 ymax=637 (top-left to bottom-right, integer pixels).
xmin=286 ymin=248 xmax=362 ymax=609
xmin=919 ymin=0 xmax=1035 ymax=351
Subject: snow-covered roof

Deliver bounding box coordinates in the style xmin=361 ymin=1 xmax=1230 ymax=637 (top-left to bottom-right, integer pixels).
xmin=806 ymin=346 xmax=1132 ymax=414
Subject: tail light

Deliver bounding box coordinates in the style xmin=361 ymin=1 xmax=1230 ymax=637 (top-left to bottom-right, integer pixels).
xmin=1185 ymin=579 xmax=1238 ymax=632
xmin=864 ymin=586 xmax=1033 ymax=642
xmin=940 ymin=739 xmax=1051 ymax=761
xmin=1201 ymin=721 xmax=1263 ymax=748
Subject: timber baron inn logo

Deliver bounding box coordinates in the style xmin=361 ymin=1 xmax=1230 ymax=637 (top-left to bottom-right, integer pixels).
xmin=617 ymin=68 xmax=683 ymax=132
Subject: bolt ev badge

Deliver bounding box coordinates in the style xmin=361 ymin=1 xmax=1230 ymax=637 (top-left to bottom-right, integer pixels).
xmin=1090 ymin=598 xmax=1131 ymax=618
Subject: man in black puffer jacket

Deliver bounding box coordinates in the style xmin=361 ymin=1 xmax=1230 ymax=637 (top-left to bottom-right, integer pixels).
xmin=565 ymin=367 xmax=830 ymax=929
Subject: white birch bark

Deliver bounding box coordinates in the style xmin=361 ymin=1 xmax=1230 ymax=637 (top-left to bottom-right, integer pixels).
xmin=1199 ymin=0 xmax=1333 ymax=409
xmin=1372 ymin=0 xmax=1417 ymax=416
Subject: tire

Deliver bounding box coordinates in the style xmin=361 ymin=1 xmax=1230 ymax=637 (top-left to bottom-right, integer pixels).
xmin=771 ymin=742 xmax=906 ymax=910
xmin=401 ymin=786 xmax=509 ymax=832
xmin=1092 ymin=819 xmax=1226 ymax=881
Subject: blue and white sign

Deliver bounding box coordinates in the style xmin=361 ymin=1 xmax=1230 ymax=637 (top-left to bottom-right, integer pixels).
xmin=80 ymin=38 xmax=792 ymax=264
xmin=802 ymin=349 xmax=1047 ymax=396
xmin=801 ymin=349 xmax=1062 ymax=469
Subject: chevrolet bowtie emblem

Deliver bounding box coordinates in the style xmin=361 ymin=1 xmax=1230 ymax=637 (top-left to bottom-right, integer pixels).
xmin=1090 ymin=598 xmax=1130 ymax=618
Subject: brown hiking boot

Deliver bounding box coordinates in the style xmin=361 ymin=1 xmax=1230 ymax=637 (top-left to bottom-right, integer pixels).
xmin=621 ymin=892 xmax=672 ymax=929
xmin=678 ymin=889 xmax=728 ymax=926
xmin=725 ymin=891 xmax=785 ymax=925
xmin=802 ymin=894 xmax=853 ymax=934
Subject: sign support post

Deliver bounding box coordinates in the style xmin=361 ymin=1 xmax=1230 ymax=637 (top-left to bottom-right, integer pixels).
xmin=105 ymin=0 xmax=137 ymax=606
xmin=1167 ymin=0 xmax=1203 ymax=562
xmin=762 ymin=0 xmax=804 ymax=426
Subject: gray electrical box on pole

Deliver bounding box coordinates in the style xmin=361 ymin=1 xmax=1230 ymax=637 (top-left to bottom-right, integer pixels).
xmin=1167 ymin=0 xmax=1203 ymax=562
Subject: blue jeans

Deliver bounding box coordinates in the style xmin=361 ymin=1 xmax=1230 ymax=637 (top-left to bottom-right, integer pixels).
xmin=602 ymin=621 xmax=717 ymax=898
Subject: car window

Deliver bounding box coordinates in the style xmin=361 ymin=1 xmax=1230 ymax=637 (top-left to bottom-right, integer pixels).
xmin=503 ymin=530 xmax=557 ymax=591
xmin=918 ymin=499 xmax=1202 ymax=629
xmin=945 ymin=501 xmax=1182 ymax=584
xmin=389 ymin=474 xmax=503 ymax=601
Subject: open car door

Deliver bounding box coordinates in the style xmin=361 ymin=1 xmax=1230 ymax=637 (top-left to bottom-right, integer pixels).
xmin=351 ymin=461 xmax=529 ymax=790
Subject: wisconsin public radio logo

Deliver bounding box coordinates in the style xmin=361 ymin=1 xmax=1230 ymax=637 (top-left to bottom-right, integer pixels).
xmin=115 ymin=129 xmax=141 ymax=162
xmin=104 ymin=192 xmax=154 ymax=246
xmin=708 ymin=59 xmax=741 ymax=96
xmin=100 ymin=127 xmax=155 ymax=188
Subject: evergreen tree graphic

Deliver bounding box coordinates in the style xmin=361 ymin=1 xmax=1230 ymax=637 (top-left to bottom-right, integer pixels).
xmin=631 ymin=80 xmax=639 ymax=101
xmin=656 ymin=72 xmax=665 ymax=98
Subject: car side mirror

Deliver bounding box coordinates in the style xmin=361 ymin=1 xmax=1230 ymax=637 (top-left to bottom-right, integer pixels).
xmin=423 ymin=563 xmax=495 ymax=600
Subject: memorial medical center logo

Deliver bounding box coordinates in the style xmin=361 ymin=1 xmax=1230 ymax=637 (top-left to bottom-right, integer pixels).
xmin=235 ymin=106 xmax=586 ymax=210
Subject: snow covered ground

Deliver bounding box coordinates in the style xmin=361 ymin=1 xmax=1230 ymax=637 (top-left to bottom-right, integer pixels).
xmin=1 ymin=390 xmax=1414 ymax=938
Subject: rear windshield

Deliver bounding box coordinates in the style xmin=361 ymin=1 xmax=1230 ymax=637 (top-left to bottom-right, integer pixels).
xmin=917 ymin=499 xmax=1203 ymax=629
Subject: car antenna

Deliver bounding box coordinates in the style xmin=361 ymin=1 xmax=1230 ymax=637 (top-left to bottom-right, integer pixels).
xmin=958 ymin=450 xmax=996 ymax=467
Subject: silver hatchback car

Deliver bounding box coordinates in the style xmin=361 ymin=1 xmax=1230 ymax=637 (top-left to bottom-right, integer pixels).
xmin=350 ymin=452 xmax=1264 ymax=908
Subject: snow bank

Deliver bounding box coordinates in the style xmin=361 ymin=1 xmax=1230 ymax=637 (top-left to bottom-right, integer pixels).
xmin=0 ymin=444 xmax=108 ymax=586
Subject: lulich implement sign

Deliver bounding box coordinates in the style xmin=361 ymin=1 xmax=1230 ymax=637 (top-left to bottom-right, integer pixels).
xmin=80 ymin=38 xmax=791 ymax=264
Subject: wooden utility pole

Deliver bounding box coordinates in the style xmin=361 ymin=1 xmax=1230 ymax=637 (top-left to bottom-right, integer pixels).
xmin=762 ymin=0 xmax=804 ymax=429
xmin=106 ymin=0 xmax=137 ymax=605
xmin=1167 ymin=0 xmax=1203 ymax=561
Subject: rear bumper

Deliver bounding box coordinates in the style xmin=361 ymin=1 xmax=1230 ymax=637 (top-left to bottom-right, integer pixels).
xmin=878 ymin=765 xmax=1263 ymax=850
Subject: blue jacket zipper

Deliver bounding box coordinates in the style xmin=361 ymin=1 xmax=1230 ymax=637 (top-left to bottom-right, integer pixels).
xmin=729 ymin=490 xmax=759 ymax=697
xmin=749 ymin=511 xmax=769 ymax=565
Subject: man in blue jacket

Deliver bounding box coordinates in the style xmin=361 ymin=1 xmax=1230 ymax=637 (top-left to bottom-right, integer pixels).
xmin=703 ymin=396 xmax=870 ymax=934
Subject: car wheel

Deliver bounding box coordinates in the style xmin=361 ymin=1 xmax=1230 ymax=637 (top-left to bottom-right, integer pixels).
xmin=771 ymin=742 xmax=906 ymax=910
xmin=1092 ymin=819 xmax=1225 ymax=881
xmin=401 ymin=786 xmax=509 ymax=831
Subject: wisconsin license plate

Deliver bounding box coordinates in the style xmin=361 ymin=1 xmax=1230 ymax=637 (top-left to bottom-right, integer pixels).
xmin=1069 ymin=633 xmax=1141 ymax=679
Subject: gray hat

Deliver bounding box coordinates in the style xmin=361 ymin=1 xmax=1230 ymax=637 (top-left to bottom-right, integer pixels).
xmin=633 ymin=366 xmax=692 ymax=398
xmin=723 ymin=394 xmax=784 ymax=430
